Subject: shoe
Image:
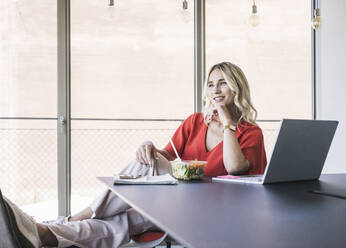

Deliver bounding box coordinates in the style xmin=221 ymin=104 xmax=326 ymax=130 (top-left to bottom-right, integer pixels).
xmin=3 ymin=196 xmax=42 ymax=248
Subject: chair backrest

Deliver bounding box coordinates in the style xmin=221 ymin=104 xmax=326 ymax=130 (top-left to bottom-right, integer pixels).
xmin=132 ymin=231 xmax=165 ymax=242
xmin=122 ymin=231 xmax=168 ymax=248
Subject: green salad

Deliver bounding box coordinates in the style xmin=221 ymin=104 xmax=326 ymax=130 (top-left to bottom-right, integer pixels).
xmin=171 ymin=160 xmax=206 ymax=180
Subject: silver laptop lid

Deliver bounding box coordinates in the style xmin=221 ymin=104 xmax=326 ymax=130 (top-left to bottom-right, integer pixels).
xmin=263 ymin=119 xmax=338 ymax=184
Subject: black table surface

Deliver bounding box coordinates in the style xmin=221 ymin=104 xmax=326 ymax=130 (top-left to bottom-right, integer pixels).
xmin=97 ymin=174 xmax=346 ymax=248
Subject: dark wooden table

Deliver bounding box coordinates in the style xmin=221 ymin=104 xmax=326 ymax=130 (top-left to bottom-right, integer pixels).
xmin=98 ymin=174 xmax=346 ymax=248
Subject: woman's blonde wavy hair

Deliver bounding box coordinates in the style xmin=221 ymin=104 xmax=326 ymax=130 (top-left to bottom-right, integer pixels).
xmin=203 ymin=62 xmax=258 ymax=125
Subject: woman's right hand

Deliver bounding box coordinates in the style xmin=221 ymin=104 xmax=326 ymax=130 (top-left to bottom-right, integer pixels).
xmin=136 ymin=141 xmax=158 ymax=166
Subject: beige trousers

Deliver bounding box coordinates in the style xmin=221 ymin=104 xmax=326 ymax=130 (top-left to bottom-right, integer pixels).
xmin=47 ymin=154 xmax=172 ymax=248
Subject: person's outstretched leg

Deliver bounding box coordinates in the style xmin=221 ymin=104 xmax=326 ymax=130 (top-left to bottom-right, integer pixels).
xmin=4 ymin=197 xmax=157 ymax=248
xmin=1 ymin=156 xmax=169 ymax=248
xmin=2 ymin=191 xmax=130 ymax=247
xmin=44 ymin=207 xmax=159 ymax=248
xmin=89 ymin=189 xmax=130 ymax=219
xmin=47 ymin=213 xmax=131 ymax=248
xmin=3 ymin=194 xmax=137 ymax=248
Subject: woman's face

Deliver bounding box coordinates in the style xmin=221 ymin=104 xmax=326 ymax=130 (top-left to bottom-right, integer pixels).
xmin=206 ymin=69 xmax=235 ymax=108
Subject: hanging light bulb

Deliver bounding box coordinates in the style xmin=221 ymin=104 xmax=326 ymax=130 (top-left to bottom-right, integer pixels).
xmin=108 ymin=0 xmax=114 ymax=6
xmin=182 ymin=0 xmax=188 ymax=10
xmin=249 ymin=0 xmax=260 ymax=27
xmin=180 ymin=0 xmax=190 ymax=24
xmin=311 ymin=8 xmax=322 ymax=29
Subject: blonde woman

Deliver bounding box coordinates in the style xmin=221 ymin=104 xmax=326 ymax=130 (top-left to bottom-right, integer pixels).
xmin=1 ymin=62 xmax=266 ymax=248
xmin=137 ymin=61 xmax=267 ymax=176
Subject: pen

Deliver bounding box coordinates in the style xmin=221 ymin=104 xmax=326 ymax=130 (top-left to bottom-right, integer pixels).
xmin=309 ymin=190 xmax=346 ymax=200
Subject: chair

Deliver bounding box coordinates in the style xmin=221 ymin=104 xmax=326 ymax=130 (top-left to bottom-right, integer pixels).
xmin=122 ymin=231 xmax=182 ymax=248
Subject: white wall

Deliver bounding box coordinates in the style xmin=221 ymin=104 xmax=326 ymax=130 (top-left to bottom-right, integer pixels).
xmin=318 ymin=0 xmax=346 ymax=173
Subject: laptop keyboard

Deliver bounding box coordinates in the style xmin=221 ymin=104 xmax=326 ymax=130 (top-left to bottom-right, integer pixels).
xmin=237 ymin=176 xmax=263 ymax=182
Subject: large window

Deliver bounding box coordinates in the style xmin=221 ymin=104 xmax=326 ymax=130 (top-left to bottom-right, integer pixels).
xmin=0 ymin=0 xmax=57 ymax=221
xmin=0 ymin=0 xmax=313 ymax=219
xmin=70 ymin=0 xmax=194 ymax=211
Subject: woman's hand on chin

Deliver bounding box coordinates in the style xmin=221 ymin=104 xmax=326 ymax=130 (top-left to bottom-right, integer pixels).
xmin=205 ymin=107 xmax=220 ymax=124
xmin=214 ymin=104 xmax=233 ymax=127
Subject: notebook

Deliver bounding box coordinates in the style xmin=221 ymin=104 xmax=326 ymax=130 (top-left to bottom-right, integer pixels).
xmin=212 ymin=119 xmax=338 ymax=184
xmin=114 ymin=174 xmax=178 ymax=185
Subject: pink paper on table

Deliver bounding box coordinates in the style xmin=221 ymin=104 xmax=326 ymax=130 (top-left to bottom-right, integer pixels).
xmin=217 ymin=175 xmax=241 ymax=179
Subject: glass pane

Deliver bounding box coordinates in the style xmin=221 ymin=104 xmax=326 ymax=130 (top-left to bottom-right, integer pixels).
xmin=0 ymin=1 xmax=57 ymax=118
xmin=0 ymin=119 xmax=58 ymax=221
xmin=0 ymin=1 xmax=57 ymax=221
xmin=71 ymin=0 xmax=194 ymax=211
xmin=206 ymin=0 xmax=312 ymax=155
xmin=206 ymin=0 xmax=311 ymax=120
xmin=71 ymin=0 xmax=194 ymax=119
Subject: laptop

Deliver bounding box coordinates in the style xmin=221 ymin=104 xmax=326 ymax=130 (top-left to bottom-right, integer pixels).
xmin=212 ymin=119 xmax=338 ymax=184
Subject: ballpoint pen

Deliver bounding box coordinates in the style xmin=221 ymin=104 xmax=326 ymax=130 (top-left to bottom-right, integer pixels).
xmin=309 ymin=190 xmax=346 ymax=200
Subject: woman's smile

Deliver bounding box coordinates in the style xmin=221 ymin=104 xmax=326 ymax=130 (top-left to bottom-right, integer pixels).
xmin=213 ymin=96 xmax=225 ymax=103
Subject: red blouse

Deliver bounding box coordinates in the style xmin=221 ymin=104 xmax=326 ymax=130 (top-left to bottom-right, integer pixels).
xmin=163 ymin=113 xmax=267 ymax=176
